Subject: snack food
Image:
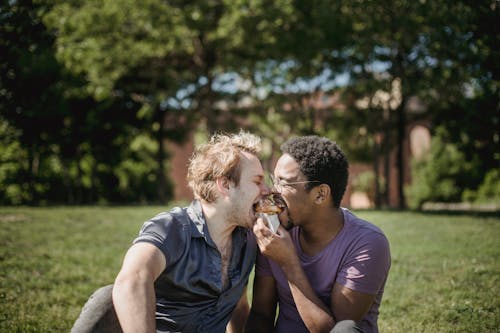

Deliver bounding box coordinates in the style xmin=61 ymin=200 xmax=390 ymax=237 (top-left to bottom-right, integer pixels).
xmin=254 ymin=194 xmax=286 ymax=233
xmin=254 ymin=200 xmax=284 ymax=214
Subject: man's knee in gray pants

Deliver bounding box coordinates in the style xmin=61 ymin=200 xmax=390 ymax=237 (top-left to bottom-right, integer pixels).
xmin=330 ymin=320 xmax=365 ymax=333
xmin=71 ymin=284 xmax=122 ymax=333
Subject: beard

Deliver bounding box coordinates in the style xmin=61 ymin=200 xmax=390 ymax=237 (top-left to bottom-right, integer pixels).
xmin=226 ymin=198 xmax=252 ymax=228
xmin=283 ymin=217 xmax=294 ymax=230
xmin=281 ymin=210 xmax=295 ymax=230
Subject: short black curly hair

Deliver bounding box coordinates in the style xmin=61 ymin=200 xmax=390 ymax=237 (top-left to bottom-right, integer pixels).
xmin=281 ymin=136 xmax=349 ymax=208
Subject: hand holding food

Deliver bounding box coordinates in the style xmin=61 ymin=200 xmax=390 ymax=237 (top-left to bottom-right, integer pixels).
xmin=254 ymin=194 xmax=286 ymax=233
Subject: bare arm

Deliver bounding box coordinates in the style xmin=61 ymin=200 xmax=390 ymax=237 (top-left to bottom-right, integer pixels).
xmin=278 ymin=246 xmax=335 ymax=333
xmin=112 ymin=242 xmax=166 ymax=333
xmin=253 ymin=219 xmax=377 ymax=332
xmin=286 ymin=265 xmax=376 ymax=332
xmin=226 ymin=285 xmax=250 ymax=333
xmin=245 ymin=274 xmax=277 ymax=333
xmin=285 ymin=264 xmax=376 ymax=332
xmin=330 ymin=283 xmax=376 ymax=322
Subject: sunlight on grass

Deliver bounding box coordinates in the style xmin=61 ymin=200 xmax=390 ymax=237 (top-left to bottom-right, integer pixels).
xmin=1 ymin=207 xmax=499 ymax=332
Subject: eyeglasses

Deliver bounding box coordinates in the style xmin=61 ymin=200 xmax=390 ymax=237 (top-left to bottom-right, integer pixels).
xmin=269 ymin=174 xmax=321 ymax=192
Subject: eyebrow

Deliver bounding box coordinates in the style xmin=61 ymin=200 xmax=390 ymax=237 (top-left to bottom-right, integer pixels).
xmin=276 ymin=176 xmax=299 ymax=183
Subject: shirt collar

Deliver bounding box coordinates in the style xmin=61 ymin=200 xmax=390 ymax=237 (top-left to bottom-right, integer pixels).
xmin=187 ymin=199 xmax=208 ymax=238
xmin=186 ymin=199 xmax=248 ymax=247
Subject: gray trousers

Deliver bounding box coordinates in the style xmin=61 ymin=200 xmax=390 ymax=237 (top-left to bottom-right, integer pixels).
xmin=72 ymin=285 xmax=364 ymax=333
xmin=331 ymin=320 xmax=366 ymax=333
xmin=71 ymin=284 xmax=122 ymax=333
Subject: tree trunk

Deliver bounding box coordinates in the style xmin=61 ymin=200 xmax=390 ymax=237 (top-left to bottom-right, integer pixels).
xmin=27 ymin=144 xmax=38 ymax=205
xmin=76 ymin=149 xmax=84 ymax=204
xmin=396 ymin=100 xmax=407 ymax=209
xmin=156 ymin=107 xmax=167 ymax=204
xmin=383 ymin=150 xmax=390 ymax=207
xmin=373 ymin=141 xmax=382 ymax=209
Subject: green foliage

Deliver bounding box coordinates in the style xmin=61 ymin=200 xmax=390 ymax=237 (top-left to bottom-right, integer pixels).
xmin=114 ymin=134 xmax=160 ymax=203
xmin=407 ymin=133 xmax=479 ymax=209
xmin=40 ymin=0 xmax=190 ymax=100
xmin=1 ymin=207 xmax=499 ymax=331
xmin=472 ymin=168 xmax=500 ymax=204
xmin=1 ymin=0 xmax=497 ymax=206
xmin=352 ymin=170 xmax=376 ymax=201
xmin=334 ymin=0 xmax=498 ymax=208
xmin=0 ymin=120 xmax=27 ymax=204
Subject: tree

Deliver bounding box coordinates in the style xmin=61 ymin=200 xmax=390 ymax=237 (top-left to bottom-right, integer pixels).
xmin=431 ymin=0 xmax=499 ymax=183
xmin=1 ymin=0 xmax=73 ymax=203
xmin=0 ymin=0 xmax=153 ymax=204
xmin=324 ymin=0 xmax=498 ymax=208
xmin=40 ymin=0 xmax=306 ymax=201
xmin=3 ymin=0 xmax=496 ymax=206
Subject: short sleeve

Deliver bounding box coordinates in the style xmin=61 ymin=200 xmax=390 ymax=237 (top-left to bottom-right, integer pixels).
xmin=133 ymin=212 xmax=188 ymax=266
xmin=336 ymin=232 xmax=391 ymax=295
xmin=255 ymin=250 xmax=273 ymax=277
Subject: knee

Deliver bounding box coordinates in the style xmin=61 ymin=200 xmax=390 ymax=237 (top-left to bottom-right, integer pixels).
xmin=71 ymin=284 xmax=116 ymax=333
xmin=331 ymin=320 xmax=364 ymax=333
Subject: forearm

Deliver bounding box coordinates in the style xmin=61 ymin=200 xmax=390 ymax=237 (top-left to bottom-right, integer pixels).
xmin=282 ymin=261 xmax=335 ymax=333
xmin=112 ymin=274 xmax=157 ymax=333
xmin=245 ymin=309 xmax=274 ymax=333
xmin=227 ymin=296 xmax=250 ymax=333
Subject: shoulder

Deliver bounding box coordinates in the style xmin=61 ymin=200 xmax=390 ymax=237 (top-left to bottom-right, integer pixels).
xmin=341 ymin=209 xmax=391 ymax=261
xmin=343 ymin=209 xmax=389 ymax=243
xmin=335 ymin=210 xmax=391 ymax=293
xmin=138 ymin=206 xmax=191 ymax=238
xmin=134 ymin=206 xmax=192 ymax=264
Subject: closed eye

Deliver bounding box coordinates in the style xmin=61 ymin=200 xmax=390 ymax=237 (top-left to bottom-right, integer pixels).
xmin=254 ymin=175 xmax=265 ymax=186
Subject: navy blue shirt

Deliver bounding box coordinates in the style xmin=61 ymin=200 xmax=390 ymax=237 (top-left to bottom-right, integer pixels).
xmin=134 ymin=200 xmax=257 ymax=333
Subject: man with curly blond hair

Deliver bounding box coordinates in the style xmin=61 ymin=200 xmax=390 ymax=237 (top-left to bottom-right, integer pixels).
xmin=72 ymin=131 xmax=269 ymax=333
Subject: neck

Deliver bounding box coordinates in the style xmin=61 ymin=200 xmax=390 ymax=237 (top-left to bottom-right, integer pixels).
xmin=300 ymin=206 xmax=344 ymax=252
xmin=200 ymin=200 xmax=235 ymax=290
xmin=201 ymin=202 xmax=236 ymax=248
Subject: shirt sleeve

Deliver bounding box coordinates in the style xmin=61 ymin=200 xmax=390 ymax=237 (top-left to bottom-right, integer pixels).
xmin=336 ymin=232 xmax=391 ymax=295
xmin=133 ymin=212 xmax=188 ymax=266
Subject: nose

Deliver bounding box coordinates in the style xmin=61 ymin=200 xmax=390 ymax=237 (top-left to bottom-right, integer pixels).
xmin=261 ymin=183 xmax=271 ymax=196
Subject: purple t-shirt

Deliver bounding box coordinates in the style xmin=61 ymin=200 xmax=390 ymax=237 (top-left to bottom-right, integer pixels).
xmin=256 ymin=208 xmax=391 ymax=333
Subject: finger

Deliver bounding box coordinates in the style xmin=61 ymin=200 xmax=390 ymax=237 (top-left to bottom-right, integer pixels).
xmin=255 ymin=218 xmax=273 ymax=236
xmin=253 ymin=221 xmax=271 ymax=246
xmin=275 ymin=225 xmax=289 ymax=238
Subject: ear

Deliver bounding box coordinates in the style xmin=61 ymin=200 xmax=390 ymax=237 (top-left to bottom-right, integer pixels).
xmin=313 ymin=184 xmax=331 ymax=204
xmin=215 ymin=177 xmax=232 ymax=197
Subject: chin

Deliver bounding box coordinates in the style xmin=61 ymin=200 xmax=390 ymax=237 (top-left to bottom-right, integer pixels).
xmin=241 ymin=213 xmax=253 ymax=229
xmin=283 ymin=215 xmax=295 ymax=230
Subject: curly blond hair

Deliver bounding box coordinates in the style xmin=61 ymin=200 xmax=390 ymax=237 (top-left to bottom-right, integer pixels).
xmin=187 ymin=131 xmax=262 ymax=203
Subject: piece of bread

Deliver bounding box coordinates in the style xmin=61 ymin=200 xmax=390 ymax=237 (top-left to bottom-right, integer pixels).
xmin=254 ymin=194 xmax=285 ymax=215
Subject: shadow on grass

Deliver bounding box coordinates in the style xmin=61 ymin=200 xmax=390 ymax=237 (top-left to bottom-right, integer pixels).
xmin=352 ymin=207 xmax=500 ymax=218
xmin=419 ymin=209 xmax=500 ymax=218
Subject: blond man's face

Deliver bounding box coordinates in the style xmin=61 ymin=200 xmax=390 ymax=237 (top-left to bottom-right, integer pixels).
xmin=227 ymin=152 xmax=269 ymax=228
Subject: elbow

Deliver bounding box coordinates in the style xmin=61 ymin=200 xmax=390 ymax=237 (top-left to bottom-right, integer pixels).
xmin=245 ymin=309 xmax=274 ymax=333
xmin=305 ymin=317 xmax=336 ymax=333
xmin=112 ymin=270 xmax=150 ymax=303
xmin=112 ymin=273 xmax=132 ymax=305
xmin=114 ymin=270 xmax=136 ymax=290
xmin=234 ymin=295 xmax=250 ymax=317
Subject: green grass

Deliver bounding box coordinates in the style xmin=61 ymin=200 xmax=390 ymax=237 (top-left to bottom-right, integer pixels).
xmin=1 ymin=207 xmax=499 ymax=332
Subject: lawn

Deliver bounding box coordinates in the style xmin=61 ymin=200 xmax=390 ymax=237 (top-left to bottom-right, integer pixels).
xmin=1 ymin=206 xmax=499 ymax=332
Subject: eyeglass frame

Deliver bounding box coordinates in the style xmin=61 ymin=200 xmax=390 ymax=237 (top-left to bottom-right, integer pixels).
xmin=269 ymin=174 xmax=321 ymax=192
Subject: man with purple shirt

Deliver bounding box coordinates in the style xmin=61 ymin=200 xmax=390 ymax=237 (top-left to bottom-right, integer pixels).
xmin=246 ymin=136 xmax=391 ymax=333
